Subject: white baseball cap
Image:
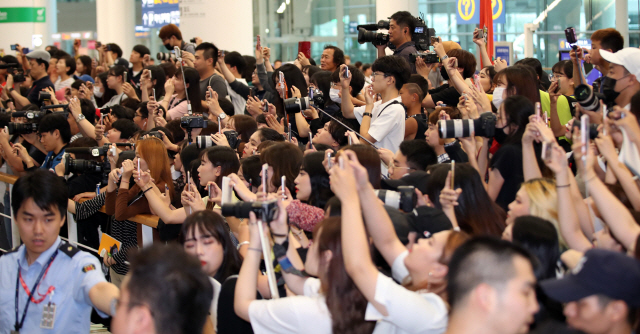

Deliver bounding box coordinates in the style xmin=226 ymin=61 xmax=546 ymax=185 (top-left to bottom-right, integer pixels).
xmin=600 ymin=48 xmax=640 ymax=81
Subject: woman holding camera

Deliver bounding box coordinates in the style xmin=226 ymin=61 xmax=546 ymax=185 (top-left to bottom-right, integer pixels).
xmin=141 ymin=145 xmax=240 ymax=224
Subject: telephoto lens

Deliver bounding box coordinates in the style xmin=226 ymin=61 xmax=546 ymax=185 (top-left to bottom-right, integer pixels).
xmin=374 ymin=186 xmax=416 ymax=212
xmin=574 ymin=84 xmax=604 ymax=112
xmin=357 ymin=28 xmax=390 ymax=46
xmin=6 ymin=122 xmax=38 ymax=135
xmin=195 ymin=131 xmax=240 ymax=149
xmin=157 ymin=52 xmax=177 ymax=61
xmin=64 ymin=154 xmax=103 ymax=175
xmin=438 ymin=112 xmax=497 ymax=138
xmin=284 ymin=97 xmax=312 ymax=114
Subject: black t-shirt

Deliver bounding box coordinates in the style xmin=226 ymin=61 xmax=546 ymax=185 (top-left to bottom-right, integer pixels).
xmin=217 ymin=276 xmax=259 ymax=334
xmin=444 ymin=140 xmax=468 ymax=163
xmin=490 ymin=143 xmax=524 ymax=210
xmin=409 ymin=114 xmax=427 ymax=140
xmin=429 ymin=84 xmax=461 ymax=107
xmin=27 ymin=75 xmax=55 ymax=106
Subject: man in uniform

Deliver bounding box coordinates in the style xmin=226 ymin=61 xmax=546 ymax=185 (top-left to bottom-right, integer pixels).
xmin=0 ymin=169 xmax=118 ymax=334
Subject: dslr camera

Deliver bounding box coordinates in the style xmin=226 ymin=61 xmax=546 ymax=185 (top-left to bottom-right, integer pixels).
xmin=221 ymin=200 xmax=279 ymax=222
xmin=375 ymin=186 xmax=417 ymax=212
xmin=283 ymin=88 xmax=325 ymax=114
xmin=409 ymin=51 xmax=440 ymax=64
xmin=195 ymin=131 xmax=240 ymax=150
xmin=63 ymin=153 xmax=104 ymax=175
xmin=180 ymin=115 xmax=208 ymax=129
xmin=574 ymin=84 xmax=608 ymax=112
xmin=572 ymin=119 xmax=599 ymax=140
xmin=438 ymin=112 xmax=497 ymax=138
xmin=7 ymin=67 xmax=26 ymax=83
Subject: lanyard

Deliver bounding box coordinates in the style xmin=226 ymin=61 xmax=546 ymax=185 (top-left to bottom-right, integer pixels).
xmin=14 ymin=249 xmax=59 ymax=332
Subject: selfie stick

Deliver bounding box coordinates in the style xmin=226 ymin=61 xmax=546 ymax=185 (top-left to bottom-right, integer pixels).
xmin=174 ymin=46 xmax=192 ymax=115
xmin=257 ymin=220 xmax=280 ymax=299
xmin=315 ymin=107 xmax=379 ymax=149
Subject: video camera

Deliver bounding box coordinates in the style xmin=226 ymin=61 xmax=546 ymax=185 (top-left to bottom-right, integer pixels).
xmin=195 ymin=132 xmax=240 ymax=150
xmin=375 ymin=186 xmax=416 ymax=212
xmin=7 ymin=66 xmax=26 ymax=83
xmin=221 ymin=200 xmax=279 ymax=222
xmin=357 ymin=14 xmax=435 ymax=51
xmin=283 ymin=88 xmax=325 ymax=114
xmin=63 ymin=153 xmax=104 ymax=175
xmin=409 ymin=51 xmax=440 ymax=64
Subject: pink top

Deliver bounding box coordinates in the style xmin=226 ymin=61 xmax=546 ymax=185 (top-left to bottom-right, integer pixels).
xmin=166 ymin=94 xmax=188 ymax=120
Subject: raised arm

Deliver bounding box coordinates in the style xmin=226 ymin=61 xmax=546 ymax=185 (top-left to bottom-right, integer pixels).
xmin=331 ymin=151 xmax=389 ymax=316
xmin=339 ymin=65 xmax=356 ymax=119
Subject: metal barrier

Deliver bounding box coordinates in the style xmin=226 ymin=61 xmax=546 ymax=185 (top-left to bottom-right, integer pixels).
xmin=0 ymin=172 xmax=159 ymax=252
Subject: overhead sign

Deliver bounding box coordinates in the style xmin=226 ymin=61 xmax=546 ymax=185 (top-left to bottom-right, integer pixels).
xmin=0 ymin=7 xmax=46 ymax=23
xmin=456 ymin=0 xmax=505 ymax=25
xmin=141 ymin=0 xmax=180 ymax=29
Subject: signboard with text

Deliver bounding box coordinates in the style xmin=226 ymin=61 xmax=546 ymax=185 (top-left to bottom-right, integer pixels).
xmin=141 ymin=0 xmax=180 ymax=29
xmin=0 ymin=7 xmax=46 ymax=23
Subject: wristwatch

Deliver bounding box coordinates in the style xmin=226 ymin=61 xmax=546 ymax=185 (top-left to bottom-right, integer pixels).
xmin=363 ymin=112 xmax=372 ymax=118
xmin=218 ymin=113 xmax=227 ymax=120
xmin=441 ymin=55 xmax=449 ymax=60
xmin=76 ymin=114 xmax=86 ymax=122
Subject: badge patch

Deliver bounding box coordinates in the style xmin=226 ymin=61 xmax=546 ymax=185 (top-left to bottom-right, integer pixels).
xmin=82 ymin=264 xmax=96 ymax=273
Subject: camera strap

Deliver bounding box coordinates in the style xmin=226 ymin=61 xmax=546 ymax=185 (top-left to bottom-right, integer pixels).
xmin=376 ymin=100 xmax=403 ymax=118
xmin=169 ymin=97 xmax=187 ymax=109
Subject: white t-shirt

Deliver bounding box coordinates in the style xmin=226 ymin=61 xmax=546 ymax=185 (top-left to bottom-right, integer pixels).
xmin=353 ymin=97 xmax=405 ymax=153
xmin=248 ymin=278 xmax=332 ymax=333
xmin=225 ymin=78 xmax=248 ymax=116
xmin=364 ymin=251 xmax=449 ymax=334
xmin=54 ymin=77 xmax=75 ymax=91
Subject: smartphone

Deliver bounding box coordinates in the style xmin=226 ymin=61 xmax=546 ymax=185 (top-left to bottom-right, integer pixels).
xmin=96 ymin=41 xmax=102 ymax=48
xmin=580 ymin=114 xmax=589 ymax=159
xmin=339 ymin=156 xmax=344 ymax=169
xmin=298 ymin=41 xmax=311 ymax=59
xmin=602 ymin=104 xmax=608 ymax=136
xmin=450 ymin=161 xmax=455 ymax=189
xmin=152 ymin=88 xmax=156 ymax=101
xmin=10 ymin=44 xmax=17 ymax=51
xmin=281 ymin=175 xmax=286 ymax=195
xmin=221 ymin=176 xmax=233 ymax=205
xmin=208 ymin=183 xmax=212 ymax=199
xmin=22 ymin=48 xmax=29 ymax=54
xmin=218 ymin=116 xmax=222 ymax=133
xmin=100 ymin=113 xmax=105 ymax=125
xmin=75 ymin=38 xmax=81 ymax=46
xmin=278 ymin=72 xmax=286 ymax=99
xmin=137 ymin=158 xmax=140 ymax=180
xmin=123 ymin=71 xmax=128 ymax=84
xmin=257 ymin=35 xmax=262 ymax=50
xmin=110 ymin=146 xmax=116 ymax=157
xmin=348 ymin=133 xmax=352 ymax=146
xmin=482 ymin=26 xmax=488 ymax=43
xmin=541 ymin=141 xmax=553 ymax=160
xmin=473 ymin=74 xmax=482 ymax=91
xmin=327 ymin=152 xmax=333 ymax=169
xmin=261 ymin=164 xmax=268 ymax=194
xmin=308 ymin=132 xmax=313 ymax=149
xmin=187 ymin=171 xmax=191 ymax=191
xmin=535 ymin=102 xmax=541 ymax=120
xmin=430 ymin=36 xmax=438 ymax=45
xmin=343 ymin=66 xmax=350 ymax=79
xmin=287 ymin=123 xmax=292 ymax=142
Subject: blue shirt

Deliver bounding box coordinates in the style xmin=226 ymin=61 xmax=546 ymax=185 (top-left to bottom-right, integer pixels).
xmin=40 ymin=148 xmax=65 ymax=170
xmin=0 ymin=237 xmax=108 ymax=334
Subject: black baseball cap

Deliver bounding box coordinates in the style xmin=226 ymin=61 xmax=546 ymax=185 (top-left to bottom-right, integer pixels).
xmin=540 ymin=249 xmax=640 ymax=307
xmin=381 ymin=170 xmax=430 ymax=195
xmin=405 ymin=206 xmax=453 ymax=239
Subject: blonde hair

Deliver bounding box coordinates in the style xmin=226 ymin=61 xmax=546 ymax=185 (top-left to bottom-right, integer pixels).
xmin=521 ymin=178 xmax=566 ymax=248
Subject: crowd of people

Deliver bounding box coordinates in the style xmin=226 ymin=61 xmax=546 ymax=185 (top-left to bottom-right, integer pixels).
xmin=0 ymin=12 xmax=639 ymax=334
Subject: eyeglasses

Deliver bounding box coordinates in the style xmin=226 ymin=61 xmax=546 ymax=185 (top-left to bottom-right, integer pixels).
xmin=372 ymin=72 xmax=389 ymax=78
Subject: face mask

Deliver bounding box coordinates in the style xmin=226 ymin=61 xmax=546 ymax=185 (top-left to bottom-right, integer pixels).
xmin=601 ymin=76 xmax=621 ymax=104
xmin=440 ymin=66 xmax=449 ymax=81
xmin=493 ymin=125 xmax=508 ymax=144
xmin=330 ymin=88 xmax=341 ymax=103
xmin=93 ymin=86 xmax=103 ymax=98
xmin=164 ymin=42 xmax=172 ymax=51
xmin=492 ymin=87 xmax=506 ymax=109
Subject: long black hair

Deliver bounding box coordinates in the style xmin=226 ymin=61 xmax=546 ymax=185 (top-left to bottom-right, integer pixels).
xmin=502 ymin=95 xmax=534 ymax=144
xmin=426 ymin=163 xmax=506 ymax=236
xmin=180 ymin=210 xmax=242 ymax=282
xmin=97 ymin=72 xmax=117 ymax=106
xmin=302 ymin=152 xmax=333 ymax=209
xmin=271 ymin=64 xmax=308 ymax=118
xmin=511 ymin=216 xmax=560 ymax=281
xmin=176 ymin=66 xmax=203 ymax=114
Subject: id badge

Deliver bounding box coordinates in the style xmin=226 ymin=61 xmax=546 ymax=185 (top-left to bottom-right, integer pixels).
xmin=40 ymin=302 xmax=56 ymax=329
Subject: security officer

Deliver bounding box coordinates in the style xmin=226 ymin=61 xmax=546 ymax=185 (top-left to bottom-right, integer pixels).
xmin=0 ymin=169 xmax=119 ymax=334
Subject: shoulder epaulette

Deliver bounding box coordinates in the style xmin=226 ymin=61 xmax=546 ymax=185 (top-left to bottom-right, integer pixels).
xmin=59 ymin=242 xmax=80 ymax=258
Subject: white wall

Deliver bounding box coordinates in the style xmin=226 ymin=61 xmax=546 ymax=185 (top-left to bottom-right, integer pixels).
xmin=96 ymin=0 xmax=136 ymax=59
xmin=0 ymin=0 xmax=56 ymax=54
xmin=179 ymin=0 xmax=254 ymax=55
xmin=376 ymin=0 xmax=419 ymax=22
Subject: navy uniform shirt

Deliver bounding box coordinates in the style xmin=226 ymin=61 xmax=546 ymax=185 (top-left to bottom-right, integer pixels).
xmin=393 ymin=41 xmax=418 ymax=74
xmin=0 ymin=237 xmax=108 ymax=334
xmin=26 ymin=76 xmax=55 ymax=107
